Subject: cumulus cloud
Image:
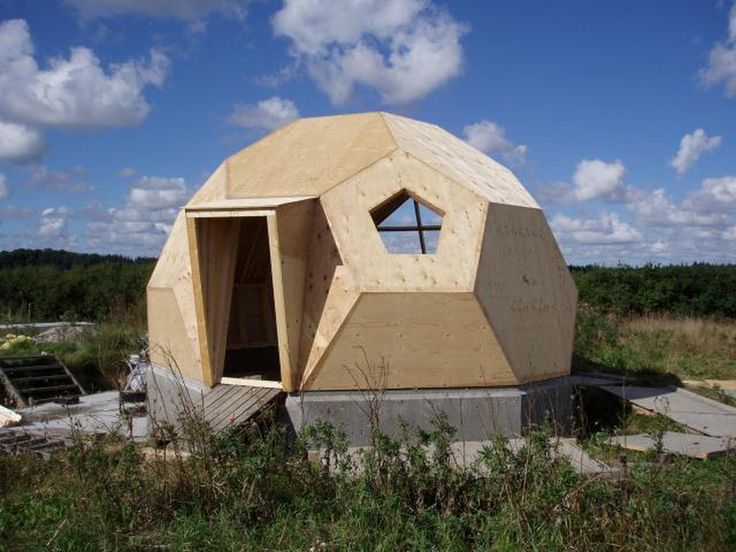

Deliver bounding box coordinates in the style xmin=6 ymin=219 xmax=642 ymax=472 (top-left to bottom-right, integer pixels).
xmin=724 ymin=226 xmax=736 ymax=240
xmin=227 ymin=96 xmax=299 ymax=131
xmin=272 ymin=0 xmax=467 ymax=104
xmin=670 ymin=129 xmax=722 ymax=175
xmin=0 ymin=174 xmax=8 ymax=200
xmin=83 ymin=175 xmax=187 ymax=255
xmin=572 ymin=159 xmax=626 ymax=201
xmin=65 ymin=0 xmax=248 ymax=21
xmin=683 ymin=175 xmax=736 ymax=213
xmin=700 ymin=3 xmax=736 ymax=98
xmin=0 ymin=19 xmax=169 ymax=130
xmin=551 ymin=211 xmax=643 ymax=245
xmin=38 ymin=207 xmax=70 ymax=238
xmin=462 ymin=120 xmax=527 ymax=163
xmin=128 ymin=176 xmax=188 ymax=209
xmin=0 ymin=121 xmax=47 ymax=163
xmin=623 ymin=186 xmax=724 ymax=227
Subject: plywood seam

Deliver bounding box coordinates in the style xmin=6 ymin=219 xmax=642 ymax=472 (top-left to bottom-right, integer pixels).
xmin=319 ymin=146 xmax=400 ymax=198
xmin=301 ymin=291 xmax=363 ymax=389
xmin=378 ymin=112 xmax=398 ymax=147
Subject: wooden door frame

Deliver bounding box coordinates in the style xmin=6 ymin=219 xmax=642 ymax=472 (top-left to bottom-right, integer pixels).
xmin=185 ymin=208 xmax=292 ymax=389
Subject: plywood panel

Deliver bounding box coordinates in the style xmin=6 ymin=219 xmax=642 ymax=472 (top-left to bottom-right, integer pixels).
xmin=224 ymin=113 xmax=397 ymax=198
xmin=187 ymin=160 xmax=229 ymax=206
xmin=275 ymin=200 xmax=315 ymax=390
xmin=148 ymin=288 xmax=201 ymax=381
xmin=382 ymin=113 xmax=539 ymax=209
xmin=320 ymin=151 xmax=487 ymax=292
xmin=148 ymin=211 xmax=189 ymax=289
xmin=188 ymin=217 xmax=241 ymax=386
xmin=305 ymin=292 xmax=514 ymax=390
xmin=474 ymin=204 xmax=577 ymax=384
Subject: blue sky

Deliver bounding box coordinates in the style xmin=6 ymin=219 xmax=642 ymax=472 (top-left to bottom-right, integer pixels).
xmin=0 ymin=0 xmax=734 ymax=264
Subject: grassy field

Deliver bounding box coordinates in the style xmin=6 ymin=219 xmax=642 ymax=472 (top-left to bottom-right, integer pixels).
xmin=1 ymin=254 xmax=736 ymax=550
xmin=0 ymin=415 xmax=734 ymax=551
xmin=0 ymin=309 xmax=735 ymax=550
xmin=574 ymin=308 xmax=736 ymax=382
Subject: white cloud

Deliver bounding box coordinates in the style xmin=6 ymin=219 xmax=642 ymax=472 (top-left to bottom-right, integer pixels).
xmin=0 ymin=19 xmax=170 ymax=130
xmin=0 ymin=121 xmax=47 ymax=163
xmin=0 ymin=174 xmax=8 ymax=199
xmin=65 ymin=0 xmax=248 ymax=21
xmin=38 ymin=207 xmax=70 ymax=238
xmin=26 ymin=165 xmax=92 ymax=193
xmin=128 ymin=176 xmax=188 ymax=209
xmin=551 ymin=212 xmax=643 ymax=245
xmin=83 ymin=175 xmax=187 ymax=255
xmin=724 ymin=226 xmax=736 ymax=240
xmin=272 ymin=0 xmax=467 ymax=104
xmin=683 ymin=175 xmax=736 ymax=213
xmin=572 ymin=159 xmax=626 ymax=201
xmin=670 ymin=129 xmax=722 ymax=175
xmin=700 ymin=3 xmax=736 ymax=98
xmin=227 ymin=96 xmax=299 ymax=131
xmin=462 ymin=120 xmax=527 ymax=163
xmin=649 ymin=240 xmax=668 ymax=254
xmin=624 ymin=186 xmax=724 ymax=227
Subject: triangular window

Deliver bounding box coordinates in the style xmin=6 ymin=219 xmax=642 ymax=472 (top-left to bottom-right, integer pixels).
xmin=370 ymin=190 xmax=443 ymax=254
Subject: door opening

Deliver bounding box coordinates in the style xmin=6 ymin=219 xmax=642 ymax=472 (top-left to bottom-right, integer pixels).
xmin=223 ymin=217 xmax=280 ymax=381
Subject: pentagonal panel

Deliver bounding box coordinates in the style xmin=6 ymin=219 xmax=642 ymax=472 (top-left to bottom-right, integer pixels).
xmin=320 ymin=150 xmax=487 ymax=292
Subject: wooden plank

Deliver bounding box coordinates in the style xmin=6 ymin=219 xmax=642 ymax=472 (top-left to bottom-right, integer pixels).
xmin=209 ymin=388 xmax=267 ymax=432
xmin=266 ymin=213 xmax=293 ymax=391
xmin=220 ymin=377 xmax=282 ymax=389
xmin=202 ymin=384 xmax=282 ymax=433
xmin=187 ymin=196 xmax=316 ymax=211
xmin=0 ymin=367 xmax=26 ymax=408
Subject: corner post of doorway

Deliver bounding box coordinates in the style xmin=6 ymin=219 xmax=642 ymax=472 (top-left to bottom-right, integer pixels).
xmin=266 ymin=213 xmax=295 ymax=392
xmin=185 ymin=214 xmax=216 ymax=387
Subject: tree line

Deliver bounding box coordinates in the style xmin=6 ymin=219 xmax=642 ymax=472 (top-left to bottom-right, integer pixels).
xmin=571 ymin=263 xmax=736 ymax=318
xmin=0 ymin=250 xmax=734 ymax=322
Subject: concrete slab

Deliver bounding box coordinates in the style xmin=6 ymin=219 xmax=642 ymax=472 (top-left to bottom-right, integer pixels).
xmin=311 ymin=437 xmax=615 ymax=476
xmin=609 ymin=432 xmax=735 ymax=459
xmin=599 ymin=385 xmax=736 ymax=438
xmin=287 ymin=378 xmax=574 ymax=446
xmin=17 ymin=390 xmax=148 ymax=441
xmin=684 ymin=380 xmax=736 ymax=401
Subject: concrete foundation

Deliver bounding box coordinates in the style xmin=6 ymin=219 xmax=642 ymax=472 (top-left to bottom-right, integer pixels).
xmin=146 ymin=363 xmax=210 ymax=432
xmin=145 ymin=365 xmax=573 ymax=445
xmin=285 ymin=377 xmax=574 ymax=446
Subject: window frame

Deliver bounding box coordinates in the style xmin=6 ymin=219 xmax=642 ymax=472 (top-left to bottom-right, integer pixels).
xmin=370 ymin=191 xmax=443 ymax=255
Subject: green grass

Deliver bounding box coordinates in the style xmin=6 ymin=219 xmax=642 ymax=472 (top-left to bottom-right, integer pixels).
xmin=0 ymin=416 xmax=734 ymax=551
xmin=574 ymin=308 xmax=736 ymax=381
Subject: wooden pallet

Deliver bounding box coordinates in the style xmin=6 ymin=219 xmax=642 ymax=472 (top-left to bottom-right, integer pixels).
xmin=202 ymin=383 xmax=283 ymax=433
xmin=0 ymin=429 xmax=69 ymax=459
xmin=0 ymin=355 xmax=86 ymax=408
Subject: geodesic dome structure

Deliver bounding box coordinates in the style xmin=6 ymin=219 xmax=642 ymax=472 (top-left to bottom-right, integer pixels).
xmin=147 ymin=112 xmax=577 ymax=393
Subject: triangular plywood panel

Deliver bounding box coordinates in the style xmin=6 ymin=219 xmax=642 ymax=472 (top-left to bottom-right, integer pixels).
xmin=224 ymin=113 xmax=397 ymax=198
